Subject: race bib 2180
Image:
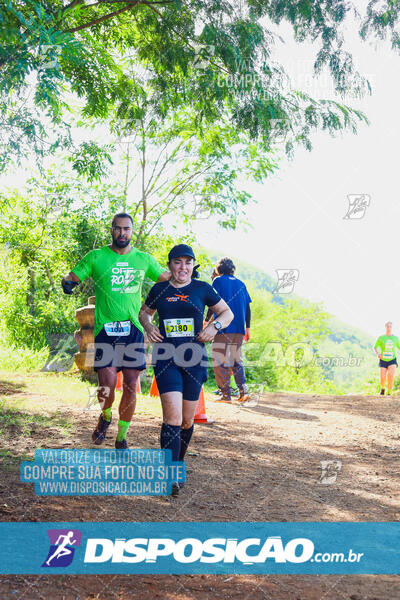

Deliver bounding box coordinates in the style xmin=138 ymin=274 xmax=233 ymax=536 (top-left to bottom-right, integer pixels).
xmin=163 ymin=318 xmax=194 ymax=338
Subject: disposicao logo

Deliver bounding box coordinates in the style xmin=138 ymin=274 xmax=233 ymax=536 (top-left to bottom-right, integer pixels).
xmin=83 ymin=536 xmax=314 ymax=564
xmin=42 ymin=529 xmax=82 ymax=567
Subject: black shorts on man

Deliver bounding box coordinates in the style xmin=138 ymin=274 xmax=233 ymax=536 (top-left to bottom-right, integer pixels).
xmin=94 ymin=321 xmax=146 ymax=371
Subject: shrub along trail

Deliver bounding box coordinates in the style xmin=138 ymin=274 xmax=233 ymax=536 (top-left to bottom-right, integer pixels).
xmin=0 ymin=371 xmax=399 ymax=599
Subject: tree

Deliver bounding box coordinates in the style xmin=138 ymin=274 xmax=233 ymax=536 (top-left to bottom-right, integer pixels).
xmin=360 ymin=0 xmax=400 ymax=50
xmin=0 ymin=171 xmax=120 ymax=346
xmin=1 ymin=0 xmax=380 ymax=174
xmin=0 ymin=162 xmax=196 ymax=347
xmin=108 ymin=101 xmax=277 ymax=239
xmin=244 ymin=286 xmax=336 ymax=393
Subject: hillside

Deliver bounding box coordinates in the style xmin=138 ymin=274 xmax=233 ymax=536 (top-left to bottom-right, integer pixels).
xmin=203 ymin=248 xmax=377 ymax=393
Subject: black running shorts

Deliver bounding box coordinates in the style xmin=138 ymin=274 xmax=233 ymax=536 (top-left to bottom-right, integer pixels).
xmin=94 ymin=321 xmax=146 ymax=372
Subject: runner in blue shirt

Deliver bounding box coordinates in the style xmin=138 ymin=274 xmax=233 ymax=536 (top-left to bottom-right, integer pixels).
xmin=208 ymin=257 xmax=252 ymax=403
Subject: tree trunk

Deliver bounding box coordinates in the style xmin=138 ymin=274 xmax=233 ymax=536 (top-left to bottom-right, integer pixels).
xmin=27 ymin=267 xmax=36 ymax=315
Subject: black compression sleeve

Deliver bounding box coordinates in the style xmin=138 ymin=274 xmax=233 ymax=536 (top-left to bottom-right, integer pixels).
xmin=245 ymin=304 xmax=251 ymax=328
xmin=62 ymin=279 xmax=78 ymax=295
xmin=205 ymin=308 xmax=213 ymax=322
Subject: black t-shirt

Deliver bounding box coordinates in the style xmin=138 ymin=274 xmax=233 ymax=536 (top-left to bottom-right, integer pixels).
xmin=144 ymin=279 xmax=221 ymax=347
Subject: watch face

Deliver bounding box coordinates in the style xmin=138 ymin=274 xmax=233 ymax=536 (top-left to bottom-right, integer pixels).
xmin=214 ymin=321 xmax=222 ymax=330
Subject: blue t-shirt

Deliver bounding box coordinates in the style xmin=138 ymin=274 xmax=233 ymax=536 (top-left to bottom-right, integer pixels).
xmin=212 ymin=274 xmax=251 ymax=335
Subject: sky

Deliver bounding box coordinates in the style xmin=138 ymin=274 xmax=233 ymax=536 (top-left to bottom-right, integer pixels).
xmin=187 ymin=17 xmax=400 ymax=338
xmin=2 ymin=5 xmax=400 ymax=338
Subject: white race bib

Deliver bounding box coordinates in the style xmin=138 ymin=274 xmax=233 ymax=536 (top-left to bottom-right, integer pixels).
xmin=383 ymin=341 xmax=394 ymax=360
xmin=104 ymin=321 xmax=131 ymax=336
xmin=163 ymin=318 xmax=194 ymax=337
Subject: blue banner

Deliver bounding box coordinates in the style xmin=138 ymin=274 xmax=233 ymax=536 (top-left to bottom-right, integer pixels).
xmin=20 ymin=449 xmax=185 ymax=496
xmin=0 ymin=522 xmax=398 ymax=574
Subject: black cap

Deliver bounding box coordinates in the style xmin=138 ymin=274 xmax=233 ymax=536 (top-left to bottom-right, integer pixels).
xmin=168 ymin=244 xmax=195 ymax=261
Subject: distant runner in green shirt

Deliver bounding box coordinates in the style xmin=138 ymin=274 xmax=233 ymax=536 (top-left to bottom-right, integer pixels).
xmin=62 ymin=212 xmax=170 ymax=448
xmin=374 ymin=321 xmax=400 ymax=396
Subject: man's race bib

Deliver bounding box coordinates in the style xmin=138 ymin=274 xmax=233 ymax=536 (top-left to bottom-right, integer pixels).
xmin=163 ymin=318 xmax=194 ymax=337
xmin=104 ymin=321 xmax=131 ymax=336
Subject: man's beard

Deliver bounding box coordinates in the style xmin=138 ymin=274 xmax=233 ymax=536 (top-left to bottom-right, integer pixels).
xmin=113 ymin=236 xmax=131 ymax=248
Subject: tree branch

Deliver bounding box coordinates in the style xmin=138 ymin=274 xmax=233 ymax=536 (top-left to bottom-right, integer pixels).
xmin=147 ymin=159 xmax=217 ymax=213
xmin=64 ymin=2 xmax=141 ymax=33
xmin=62 ymin=0 xmax=86 ymax=14
xmin=44 ymin=260 xmax=56 ymax=288
xmin=143 ymin=140 xmax=171 ymax=195
xmin=144 ymin=139 xmax=186 ymax=198
xmin=89 ymin=0 xmax=172 ymax=4
xmin=134 ymin=130 xmax=147 ymax=245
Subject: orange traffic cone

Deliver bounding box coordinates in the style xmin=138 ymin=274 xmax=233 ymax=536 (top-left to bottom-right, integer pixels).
xmin=149 ymin=376 xmax=159 ymax=396
xmin=116 ymin=372 xmax=141 ymax=393
xmin=194 ymin=387 xmax=214 ymax=424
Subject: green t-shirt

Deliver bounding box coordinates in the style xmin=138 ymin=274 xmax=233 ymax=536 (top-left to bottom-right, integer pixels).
xmin=72 ymin=246 xmax=164 ymax=336
xmin=374 ymin=334 xmax=400 ymax=361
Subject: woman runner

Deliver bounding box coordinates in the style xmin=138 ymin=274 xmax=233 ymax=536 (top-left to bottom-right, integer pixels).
xmin=139 ymin=244 xmax=233 ymax=496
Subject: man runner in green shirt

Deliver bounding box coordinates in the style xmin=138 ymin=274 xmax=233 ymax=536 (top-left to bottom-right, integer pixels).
xmin=374 ymin=321 xmax=400 ymax=395
xmin=62 ymin=213 xmax=170 ymax=448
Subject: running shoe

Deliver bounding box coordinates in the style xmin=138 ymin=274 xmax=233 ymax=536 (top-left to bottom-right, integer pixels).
xmin=92 ymin=414 xmax=112 ymax=445
xmin=237 ymin=393 xmax=250 ymax=403
xmin=171 ymin=482 xmax=180 ymax=497
xmin=214 ymin=396 xmax=232 ymax=403
xmin=115 ymin=439 xmax=129 ymax=449
xmin=237 ymin=385 xmax=250 ymax=403
xmin=214 ymin=387 xmax=239 ymax=397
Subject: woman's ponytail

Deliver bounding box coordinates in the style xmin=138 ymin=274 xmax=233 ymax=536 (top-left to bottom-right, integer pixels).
xmin=192 ymin=264 xmax=201 ymax=279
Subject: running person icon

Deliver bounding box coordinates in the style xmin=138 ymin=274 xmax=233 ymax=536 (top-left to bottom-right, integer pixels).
xmin=61 ymin=213 xmax=170 ymax=448
xmin=374 ymin=321 xmax=400 ymax=395
xmin=139 ymin=244 xmax=233 ymax=496
xmin=45 ymin=531 xmax=77 ymax=566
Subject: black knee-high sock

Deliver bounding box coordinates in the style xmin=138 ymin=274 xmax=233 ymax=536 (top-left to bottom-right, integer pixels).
xmin=179 ymin=425 xmax=194 ymax=461
xmin=160 ymin=423 xmax=181 ymax=462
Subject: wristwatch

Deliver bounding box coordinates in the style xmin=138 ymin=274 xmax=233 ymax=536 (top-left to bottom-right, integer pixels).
xmin=213 ymin=320 xmax=222 ymax=331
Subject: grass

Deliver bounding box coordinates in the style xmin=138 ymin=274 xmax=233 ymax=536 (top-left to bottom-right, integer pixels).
xmin=0 ymin=343 xmax=50 ymax=372
xmin=0 ymin=449 xmax=29 ymax=471
xmin=0 ymin=369 xmax=165 ymax=419
xmin=0 ymin=405 xmax=73 ymax=437
xmin=0 ymin=370 xmax=87 ymax=447
xmin=0 ymin=369 xmax=95 ymax=411
xmin=0 ymin=368 xmax=222 ymax=429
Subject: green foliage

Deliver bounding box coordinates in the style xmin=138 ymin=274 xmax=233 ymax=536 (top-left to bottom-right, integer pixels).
xmin=240 ymin=285 xmax=339 ymax=392
xmin=0 ymin=164 xmax=197 ymax=348
xmin=197 ymin=248 xmax=380 ymax=393
xmin=0 ymin=169 xmax=123 ymax=347
xmin=360 ymin=0 xmax=400 ymax=51
xmin=0 ymin=166 xmax=383 ymax=395
xmin=0 ymin=340 xmax=50 ymax=372
xmin=0 ymin=0 xmax=378 ymax=173
xmin=108 ymin=105 xmax=278 ymax=235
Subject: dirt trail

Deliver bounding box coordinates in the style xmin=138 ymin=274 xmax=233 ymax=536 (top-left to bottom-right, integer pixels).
xmin=0 ymin=378 xmax=399 ymax=599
